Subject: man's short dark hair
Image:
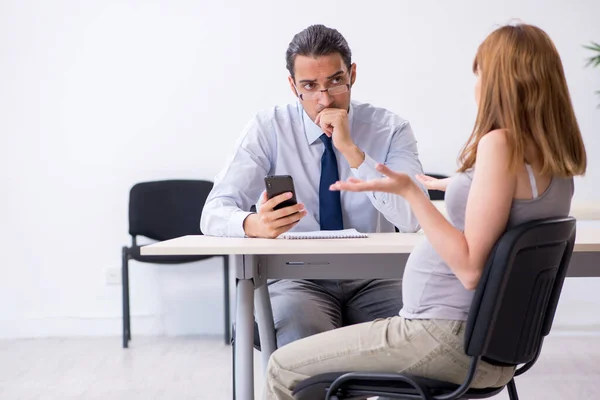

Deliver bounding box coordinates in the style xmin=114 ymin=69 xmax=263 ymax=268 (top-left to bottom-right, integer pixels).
xmin=285 ymin=24 xmax=352 ymax=79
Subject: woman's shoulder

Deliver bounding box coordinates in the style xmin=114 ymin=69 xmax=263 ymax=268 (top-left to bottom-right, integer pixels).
xmin=472 ymin=129 xmax=512 ymax=171
xmin=478 ymin=129 xmax=510 ymax=149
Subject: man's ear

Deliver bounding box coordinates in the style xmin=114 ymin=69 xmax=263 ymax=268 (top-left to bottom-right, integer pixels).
xmin=288 ymin=75 xmax=299 ymax=97
xmin=350 ymin=63 xmax=357 ymax=86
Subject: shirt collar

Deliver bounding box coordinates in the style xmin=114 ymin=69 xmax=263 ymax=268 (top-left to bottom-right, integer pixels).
xmin=299 ymin=100 xmax=355 ymax=146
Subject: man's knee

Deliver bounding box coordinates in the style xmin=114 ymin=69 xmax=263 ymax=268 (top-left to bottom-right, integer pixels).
xmin=345 ymin=279 xmax=403 ymax=324
xmin=271 ymin=295 xmax=338 ymax=347
xmin=275 ymin=313 xmax=335 ymax=347
xmin=268 ymin=280 xmax=341 ymax=347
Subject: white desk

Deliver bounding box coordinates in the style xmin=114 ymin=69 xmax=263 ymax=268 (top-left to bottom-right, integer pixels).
xmin=142 ymin=222 xmax=600 ymax=400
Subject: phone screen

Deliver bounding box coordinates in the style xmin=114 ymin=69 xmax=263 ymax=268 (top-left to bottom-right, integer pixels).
xmin=265 ymin=175 xmax=297 ymax=210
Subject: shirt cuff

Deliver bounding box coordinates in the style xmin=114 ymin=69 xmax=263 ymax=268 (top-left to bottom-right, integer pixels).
xmin=350 ymin=153 xmax=384 ymax=201
xmin=350 ymin=153 xmax=380 ymax=180
xmin=228 ymin=210 xmax=253 ymax=238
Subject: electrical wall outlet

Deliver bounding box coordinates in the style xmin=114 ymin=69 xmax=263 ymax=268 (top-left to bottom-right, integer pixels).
xmin=105 ymin=267 xmax=122 ymax=285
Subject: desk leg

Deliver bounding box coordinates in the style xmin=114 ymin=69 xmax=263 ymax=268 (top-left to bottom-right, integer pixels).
xmin=255 ymin=278 xmax=277 ymax=373
xmin=235 ymin=278 xmax=255 ymax=400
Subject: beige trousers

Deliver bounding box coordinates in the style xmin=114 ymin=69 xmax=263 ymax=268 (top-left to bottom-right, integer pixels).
xmin=264 ymin=316 xmax=515 ymax=400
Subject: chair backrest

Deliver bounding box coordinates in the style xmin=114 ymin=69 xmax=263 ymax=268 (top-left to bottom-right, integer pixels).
xmin=463 ymin=216 xmax=576 ymax=366
xmin=425 ymin=173 xmax=448 ymax=201
xmin=128 ymin=179 xmax=214 ymax=241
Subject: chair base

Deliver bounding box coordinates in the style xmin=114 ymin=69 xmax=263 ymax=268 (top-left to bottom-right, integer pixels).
xmin=293 ymin=371 xmax=507 ymax=400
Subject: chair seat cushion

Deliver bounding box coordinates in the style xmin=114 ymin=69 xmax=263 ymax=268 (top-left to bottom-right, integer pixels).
xmin=292 ymin=371 xmax=504 ymax=399
xmin=129 ymin=246 xmax=218 ymax=264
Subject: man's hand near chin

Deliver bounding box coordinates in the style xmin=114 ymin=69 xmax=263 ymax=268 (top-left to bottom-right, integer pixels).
xmin=315 ymin=108 xmax=365 ymax=168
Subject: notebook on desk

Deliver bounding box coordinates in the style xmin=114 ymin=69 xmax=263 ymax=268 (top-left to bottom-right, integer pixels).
xmin=279 ymin=229 xmax=368 ymax=240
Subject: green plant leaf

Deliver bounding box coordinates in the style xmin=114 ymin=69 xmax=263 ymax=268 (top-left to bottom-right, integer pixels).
xmin=584 ymin=41 xmax=600 ymax=51
xmin=585 ymin=43 xmax=600 ymax=108
xmin=585 ymin=42 xmax=600 ymax=67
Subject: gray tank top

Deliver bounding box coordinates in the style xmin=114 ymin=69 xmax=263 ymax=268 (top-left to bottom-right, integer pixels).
xmin=399 ymin=166 xmax=574 ymax=321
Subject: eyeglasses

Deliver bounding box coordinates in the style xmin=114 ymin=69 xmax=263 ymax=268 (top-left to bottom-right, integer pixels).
xmin=294 ymin=83 xmax=350 ymax=101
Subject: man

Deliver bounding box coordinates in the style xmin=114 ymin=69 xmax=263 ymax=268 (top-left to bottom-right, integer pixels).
xmin=200 ymin=24 xmax=428 ymax=348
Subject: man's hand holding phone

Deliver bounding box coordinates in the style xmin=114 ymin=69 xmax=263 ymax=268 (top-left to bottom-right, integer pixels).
xmin=243 ymin=192 xmax=307 ymax=238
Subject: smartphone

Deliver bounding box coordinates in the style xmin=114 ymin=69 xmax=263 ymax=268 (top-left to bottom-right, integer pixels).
xmin=264 ymin=175 xmax=298 ymax=210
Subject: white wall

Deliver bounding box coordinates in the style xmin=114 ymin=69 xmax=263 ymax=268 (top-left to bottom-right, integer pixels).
xmin=1 ymin=0 xmax=599 ymax=338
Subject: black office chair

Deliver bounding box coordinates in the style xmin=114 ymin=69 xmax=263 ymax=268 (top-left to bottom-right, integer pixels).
xmin=425 ymin=173 xmax=448 ymax=201
xmin=293 ymin=216 xmax=577 ymax=400
xmin=121 ymin=179 xmax=231 ymax=348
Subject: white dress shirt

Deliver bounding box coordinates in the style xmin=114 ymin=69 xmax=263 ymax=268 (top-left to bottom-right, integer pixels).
xmin=200 ymin=100 xmax=428 ymax=237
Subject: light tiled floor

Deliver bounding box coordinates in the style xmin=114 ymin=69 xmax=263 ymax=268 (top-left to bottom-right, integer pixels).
xmin=0 ymin=334 xmax=598 ymax=399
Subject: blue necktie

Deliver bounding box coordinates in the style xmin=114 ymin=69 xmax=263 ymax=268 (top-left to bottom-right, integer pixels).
xmin=319 ymin=134 xmax=343 ymax=230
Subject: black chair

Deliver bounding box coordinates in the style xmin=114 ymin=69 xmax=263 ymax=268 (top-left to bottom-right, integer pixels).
xmin=121 ymin=179 xmax=231 ymax=348
xmin=293 ymin=216 xmax=577 ymax=400
xmin=426 ymin=173 xmax=448 ymax=201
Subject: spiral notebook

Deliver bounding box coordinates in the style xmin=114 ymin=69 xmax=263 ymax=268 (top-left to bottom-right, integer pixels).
xmin=280 ymin=229 xmax=368 ymax=240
